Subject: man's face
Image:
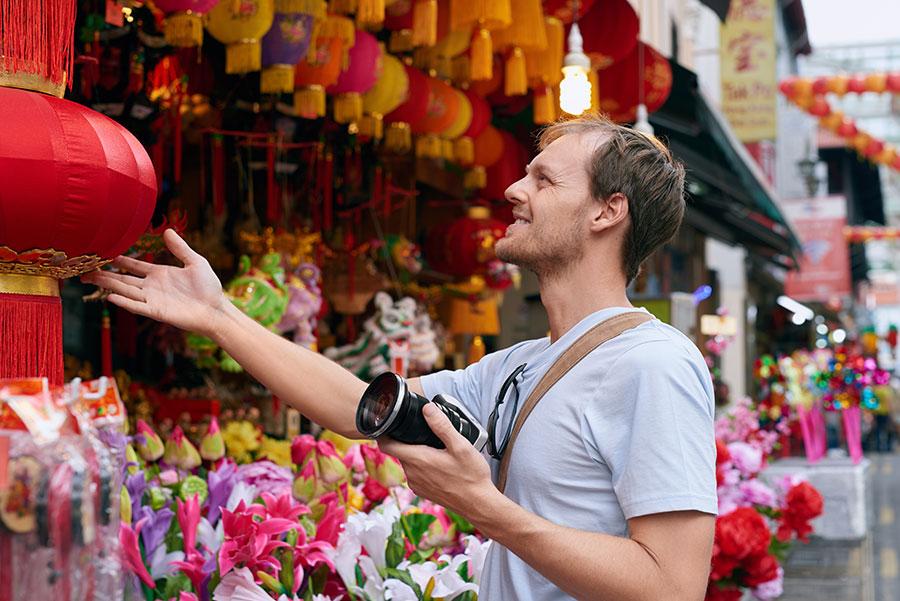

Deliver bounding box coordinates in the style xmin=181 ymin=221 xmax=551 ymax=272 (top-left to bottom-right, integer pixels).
xmin=495 ymin=132 xmax=600 ymax=276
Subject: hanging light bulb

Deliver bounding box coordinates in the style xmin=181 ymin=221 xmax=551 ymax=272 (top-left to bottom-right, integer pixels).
xmin=634 ymin=103 xmax=654 ymax=135
xmin=559 ymin=21 xmax=592 ymax=116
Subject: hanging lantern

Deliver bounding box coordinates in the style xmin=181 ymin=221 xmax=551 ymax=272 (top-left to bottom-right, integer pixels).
xmin=260 ymin=0 xmax=326 ymax=94
xmin=294 ymin=21 xmax=349 ymax=118
xmin=449 ymin=0 xmax=512 ymax=81
xmin=362 ymin=52 xmax=409 ymax=138
xmin=430 ymin=206 xmax=508 ymax=278
xmin=384 ymin=64 xmax=430 ymax=151
xmin=0 ymin=89 xmax=157 ymax=383
xmin=414 ymin=76 xmax=461 ymax=158
xmin=542 ymin=0 xmax=597 ymax=24
xmin=383 ymin=0 xmax=438 ymax=48
xmin=491 ymin=0 xmax=547 ymax=96
xmin=573 ymin=0 xmax=638 ymax=70
xmin=484 ymin=129 xmax=528 ymax=200
xmin=155 ymin=0 xmax=221 ymax=47
xmin=595 ymin=42 xmax=672 ymax=122
xmin=206 ymin=0 xmax=276 ymax=74
xmin=441 ymin=89 xmax=473 ymax=163
xmin=327 ymin=29 xmax=382 ymax=124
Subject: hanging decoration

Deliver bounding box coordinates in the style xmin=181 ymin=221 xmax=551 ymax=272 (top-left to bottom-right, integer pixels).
xmin=843 ymin=226 xmax=900 ymax=243
xmin=449 ymin=0 xmax=512 ymax=81
xmin=383 ymin=0 xmax=439 ymax=50
xmin=155 ymin=0 xmax=222 ymax=47
xmin=559 ymin=17 xmax=591 ymax=116
xmin=525 ymin=16 xmax=564 ymax=124
xmin=595 ymin=42 xmax=672 ymax=122
xmin=293 ymin=16 xmax=352 ymax=118
xmin=260 ymin=0 xmax=326 ymax=94
xmin=383 ymin=64 xmax=430 ymax=152
xmin=573 ymin=0 xmax=638 ymax=70
xmin=779 ymin=73 xmax=900 ymax=173
xmin=491 ymin=0 xmax=548 ymax=96
xmin=326 ymin=29 xmax=382 ymax=124
xmin=362 ymin=51 xmax=409 ymax=139
xmin=205 ymin=0 xmax=276 ymax=74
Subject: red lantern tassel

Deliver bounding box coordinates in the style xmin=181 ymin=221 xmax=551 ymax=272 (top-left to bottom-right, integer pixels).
xmin=101 ymin=306 xmax=112 ymax=377
xmin=266 ymin=138 xmax=278 ymax=223
xmin=0 ymin=534 xmax=10 ymax=601
xmin=0 ymin=288 xmax=64 ymax=385
xmin=211 ymin=134 xmax=225 ymax=216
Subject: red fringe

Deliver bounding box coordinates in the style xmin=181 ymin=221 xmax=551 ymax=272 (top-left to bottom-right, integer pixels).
xmin=0 ymin=293 xmax=63 ymax=385
xmin=0 ymin=0 xmax=76 ymax=88
xmin=212 ymin=135 xmax=225 ymax=216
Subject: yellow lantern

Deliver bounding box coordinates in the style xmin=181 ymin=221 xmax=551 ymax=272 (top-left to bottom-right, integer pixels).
xmin=206 ymin=0 xmax=276 ymax=74
xmin=362 ymin=52 xmax=409 ymax=137
xmin=449 ymin=0 xmax=512 ymax=81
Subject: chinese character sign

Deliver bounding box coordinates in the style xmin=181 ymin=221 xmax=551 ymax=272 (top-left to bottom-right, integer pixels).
xmin=720 ymin=0 xmax=777 ymax=142
xmin=783 ymin=196 xmax=852 ymax=302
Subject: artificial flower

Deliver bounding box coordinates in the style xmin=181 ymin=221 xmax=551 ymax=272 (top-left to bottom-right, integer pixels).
xmin=342 ymin=503 xmax=400 ymax=570
xmin=223 ymin=421 xmax=261 ymax=463
xmin=290 ymin=434 xmax=317 ymax=467
xmin=777 ymin=481 xmax=824 ymax=542
xmin=120 ymin=519 xmax=156 ymax=589
xmin=361 ymin=444 xmax=405 ymax=488
xmin=751 ymin=567 xmax=784 ymax=600
xmin=205 ymin=460 xmax=237 ymax=524
xmin=464 ymin=535 xmax=492 ymax=582
xmin=137 ymin=505 xmax=175 ymax=557
xmin=176 ymin=494 xmax=201 ymax=553
xmin=705 ymin=583 xmax=743 ymax=601
xmin=219 ymin=500 xmax=295 ymax=575
xmin=715 ymin=507 xmax=771 ymax=560
xmin=743 ymin=553 xmax=779 ymax=587
xmin=315 ymin=440 xmax=349 ymax=485
xmin=201 ymin=417 xmax=225 ymax=462
xmin=120 ymin=486 xmax=132 ymax=525
xmin=148 ymin=544 xmax=184 ymax=580
xmin=135 ymin=419 xmax=165 ymax=462
xmin=727 ymin=441 xmax=763 ymax=478
xmin=292 ymin=460 xmax=318 ymax=504
xmin=259 ymin=436 xmax=293 ymax=467
xmin=362 ymin=476 xmax=389 ymax=503
xmin=213 ymin=567 xmax=272 ymax=601
xmin=236 ymin=461 xmax=292 ymax=496
xmin=261 ymin=491 xmax=309 ymax=522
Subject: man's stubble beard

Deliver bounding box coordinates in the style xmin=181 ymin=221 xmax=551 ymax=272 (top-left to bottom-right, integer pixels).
xmin=495 ymin=219 xmax=586 ymax=280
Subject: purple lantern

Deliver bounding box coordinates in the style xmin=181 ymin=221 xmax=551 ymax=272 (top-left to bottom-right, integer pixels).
xmin=261 ymin=1 xmax=326 ymax=94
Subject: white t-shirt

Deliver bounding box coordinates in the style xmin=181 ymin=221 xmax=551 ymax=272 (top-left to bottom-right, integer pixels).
xmin=420 ymin=307 xmax=718 ymax=601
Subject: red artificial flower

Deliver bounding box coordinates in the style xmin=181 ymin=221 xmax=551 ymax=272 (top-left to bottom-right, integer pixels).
xmin=362 ymin=476 xmax=389 ymax=503
xmin=715 ymin=439 xmax=731 ymax=487
xmin=716 ymin=507 xmax=771 ymax=560
xmin=777 ymin=481 xmax=824 ymax=542
xmin=710 ymin=547 xmax=740 ymax=580
xmin=742 ymin=553 xmax=779 ymax=586
xmin=704 ymin=583 xmax=743 ymax=601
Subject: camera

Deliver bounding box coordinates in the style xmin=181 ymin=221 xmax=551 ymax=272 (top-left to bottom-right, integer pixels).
xmin=356 ymin=372 xmax=488 ymax=450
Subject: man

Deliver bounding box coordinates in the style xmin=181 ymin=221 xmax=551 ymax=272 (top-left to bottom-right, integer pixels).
xmin=84 ymin=115 xmax=717 ymax=600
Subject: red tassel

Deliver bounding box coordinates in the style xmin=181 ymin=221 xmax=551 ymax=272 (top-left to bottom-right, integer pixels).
xmin=0 ymin=0 xmax=76 ymax=89
xmin=101 ymin=306 xmax=112 ymax=377
xmin=152 ymin=139 xmax=164 ymax=189
xmin=212 ymin=134 xmax=225 ymax=216
xmin=0 ymin=534 xmax=10 ymax=601
xmin=0 ymin=292 xmax=64 ymax=385
xmin=266 ymin=139 xmax=278 ymax=223
xmin=173 ymin=106 xmax=183 ymax=183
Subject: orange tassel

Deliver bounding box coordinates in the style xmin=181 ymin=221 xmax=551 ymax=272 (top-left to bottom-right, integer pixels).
xmin=412 ymin=0 xmax=437 ymax=47
xmin=470 ymin=28 xmax=493 ymax=81
xmin=504 ymin=47 xmax=527 ymax=96
xmin=533 ymin=86 xmax=556 ymax=124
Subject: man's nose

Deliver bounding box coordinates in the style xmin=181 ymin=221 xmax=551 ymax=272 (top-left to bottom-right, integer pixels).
xmin=505 ymin=175 xmax=528 ymax=205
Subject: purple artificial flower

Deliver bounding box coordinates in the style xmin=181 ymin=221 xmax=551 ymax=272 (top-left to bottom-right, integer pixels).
xmin=727 ymin=441 xmax=763 ymax=477
xmin=205 ymin=460 xmax=237 ymax=525
xmin=752 ymin=567 xmax=784 ymax=600
xmin=235 ymin=460 xmax=292 ymax=496
xmin=740 ymin=479 xmax=779 ymax=509
xmin=126 ymin=472 xmax=149 ymax=520
xmin=137 ymin=504 xmax=175 ymax=554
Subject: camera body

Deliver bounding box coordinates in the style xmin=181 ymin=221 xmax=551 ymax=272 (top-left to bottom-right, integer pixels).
xmin=356 ymin=372 xmax=488 ymax=450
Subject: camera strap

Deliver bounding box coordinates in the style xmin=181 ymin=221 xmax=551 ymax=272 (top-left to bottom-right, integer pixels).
xmin=497 ymin=311 xmax=654 ymax=494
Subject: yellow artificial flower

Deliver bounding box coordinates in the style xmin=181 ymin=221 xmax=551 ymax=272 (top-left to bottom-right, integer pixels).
xmin=258 ymin=436 xmax=292 ymax=467
xmin=222 ymin=420 xmax=261 ymax=464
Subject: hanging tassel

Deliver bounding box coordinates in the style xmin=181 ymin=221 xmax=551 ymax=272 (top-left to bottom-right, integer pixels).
xmin=294 ymin=85 xmax=326 ymax=118
xmin=464 ymin=166 xmax=486 ymax=189
xmin=467 ymin=335 xmax=486 ymax=364
xmin=0 ymin=0 xmax=76 ymax=96
xmin=164 ymin=13 xmax=204 ymax=47
xmin=324 ymin=152 xmax=334 ymax=231
xmin=261 ymin=65 xmax=296 ymax=94
xmin=470 ymin=28 xmax=493 ymax=81
xmin=0 ymin=277 xmax=64 ymax=385
xmin=385 ymin=122 xmax=412 ymax=153
xmin=329 ymin=0 xmax=356 ymax=14
xmin=277 ymin=0 xmax=328 ymax=14
xmin=211 ymin=134 xmax=226 ymax=216
xmin=333 ymin=92 xmax=363 ymax=124
xmin=412 ymin=0 xmax=437 ymax=47
xmin=504 ymin=47 xmax=527 ymax=96
xmin=415 ymin=134 xmax=443 ymax=159
xmin=359 ymin=112 xmax=383 ymax=139
xmin=454 ymin=136 xmax=474 ymax=165
xmin=588 ymin=68 xmax=599 ymax=114
xmin=389 ymin=30 xmax=414 ymax=53
xmin=441 ymin=139 xmax=454 ymax=161
xmin=101 ymin=305 xmax=112 ymax=377
xmin=318 ymin=15 xmax=356 ymax=69
xmin=355 ymin=0 xmax=385 ymax=27
xmin=533 ymin=86 xmax=556 ymax=124
xmin=225 ymin=40 xmax=262 ymax=74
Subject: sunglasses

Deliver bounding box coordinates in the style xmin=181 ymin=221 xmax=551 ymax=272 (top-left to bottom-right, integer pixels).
xmin=486 ymin=363 xmax=527 ymax=460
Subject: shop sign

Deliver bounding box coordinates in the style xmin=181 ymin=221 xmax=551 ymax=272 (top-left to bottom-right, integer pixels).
xmin=782 ymin=196 xmax=852 ymax=302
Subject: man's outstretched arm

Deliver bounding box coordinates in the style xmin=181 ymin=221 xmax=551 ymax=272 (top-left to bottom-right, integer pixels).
xmin=83 ymin=229 xmax=425 ymax=439
xmin=380 ymin=404 xmax=715 ymax=601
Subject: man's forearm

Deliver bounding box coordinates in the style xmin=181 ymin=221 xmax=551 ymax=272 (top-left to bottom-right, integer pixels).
xmin=210 ymin=301 xmax=367 ymax=438
xmin=466 ymin=490 xmax=697 ymax=601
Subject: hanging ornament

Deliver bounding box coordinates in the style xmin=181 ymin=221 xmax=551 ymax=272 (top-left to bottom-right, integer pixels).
xmin=206 ymin=0 xmax=276 ymax=74
xmin=260 ymin=0 xmax=326 ymax=94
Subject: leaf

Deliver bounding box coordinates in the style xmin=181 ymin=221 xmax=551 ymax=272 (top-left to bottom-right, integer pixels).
xmin=160 ymin=573 xmax=191 ymax=598
xmin=408 ymin=548 xmax=437 ymax=564
xmin=383 ymin=568 xmax=423 ymax=597
xmin=446 ymin=509 xmax=475 ymax=534
xmin=385 ymin=519 xmax=406 ymax=569
xmin=403 ymin=513 xmax=437 ymax=547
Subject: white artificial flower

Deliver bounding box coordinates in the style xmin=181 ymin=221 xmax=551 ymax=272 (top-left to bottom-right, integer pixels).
xmin=349 ymin=556 xmax=385 ymax=600
xmin=464 ymin=536 xmax=492 ymax=583
xmin=383 ymin=579 xmax=418 ymax=601
xmin=148 ymin=545 xmax=184 ymax=580
xmin=226 ymin=481 xmax=258 ymax=511
xmin=328 ymin=532 xmax=363 ymax=589
xmin=197 ymin=517 xmax=222 ymax=553
xmin=213 ymin=567 xmax=271 ymax=601
xmin=343 ymin=503 xmax=400 ymax=570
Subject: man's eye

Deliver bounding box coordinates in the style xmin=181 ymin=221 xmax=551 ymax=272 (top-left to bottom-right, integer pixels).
xmin=538 ymin=174 xmax=550 ymax=184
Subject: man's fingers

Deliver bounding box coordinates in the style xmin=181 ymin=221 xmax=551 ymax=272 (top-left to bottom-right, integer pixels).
xmin=111 ymin=255 xmax=153 ymax=276
xmin=164 ymin=229 xmax=200 ymax=266
xmin=423 ymin=403 xmax=467 ymax=453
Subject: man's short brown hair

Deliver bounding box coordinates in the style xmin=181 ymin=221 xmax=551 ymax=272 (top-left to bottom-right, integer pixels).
xmin=538 ymin=114 xmax=686 ymax=285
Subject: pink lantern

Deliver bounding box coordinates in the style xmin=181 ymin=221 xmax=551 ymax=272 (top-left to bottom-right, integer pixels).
xmin=326 ymin=29 xmax=382 ymax=124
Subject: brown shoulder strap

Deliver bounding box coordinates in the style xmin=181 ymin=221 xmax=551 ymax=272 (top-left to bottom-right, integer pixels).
xmin=496 ymin=311 xmax=653 ymax=493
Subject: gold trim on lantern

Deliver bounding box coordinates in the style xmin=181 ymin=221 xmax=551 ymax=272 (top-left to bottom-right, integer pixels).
xmin=0 ymin=274 xmax=60 ymax=297
xmin=385 ymin=122 xmax=412 ymax=153
xmin=261 ymin=64 xmax=296 ymax=94
xmin=225 ymin=39 xmax=263 ymax=74
xmin=294 ymin=85 xmax=326 ymax=118
xmin=164 ymin=12 xmax=204 ymax=47
xmin=276 ymin=0 xmax=327 ymax=17
xmin=0 ymin=246 xmax=111 ymax=279
xmin=0 ymin=69 xmax=66 ymax=98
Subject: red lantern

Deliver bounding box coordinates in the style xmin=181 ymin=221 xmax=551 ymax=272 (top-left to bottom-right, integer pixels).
xmin=472 ymin=126 xmax=505 ymax=168
xmin=427 ymin=206 xmax=508 ymax=278
xmin=542 ymin=0 xmax=597 ymax=23
xmin=415 ymin=76 xmax=461 ymax=134
xmin=463 ymin=89 xmax=491 ymax=139
xmin=384 ymin=65 xmax=430 ymax=128
xmin=596 ymin=42 xmax=672 ymax=122
xmin=484 ymin=129 xmax=529 ymax=201
xmin=0 ymin=87 xmax=157 ymax=383
xmin=572 ymin=0 xmax=638 ymax=69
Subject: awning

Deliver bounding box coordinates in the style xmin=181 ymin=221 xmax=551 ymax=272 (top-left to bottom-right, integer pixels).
xmin=649 ymin=62 xmax=802 ymax=269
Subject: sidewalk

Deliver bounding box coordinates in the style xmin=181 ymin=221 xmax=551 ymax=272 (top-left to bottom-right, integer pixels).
xmin=781 ymin=452 xmax=898 ymax=600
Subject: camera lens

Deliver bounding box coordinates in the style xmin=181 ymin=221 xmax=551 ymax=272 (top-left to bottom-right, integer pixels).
xmin=356 ymin=373 xmax=404 ymax=437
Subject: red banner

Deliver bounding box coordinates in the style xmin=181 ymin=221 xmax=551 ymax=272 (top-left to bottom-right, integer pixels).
xmin=783 ymin=196 xmax=852 ymax=302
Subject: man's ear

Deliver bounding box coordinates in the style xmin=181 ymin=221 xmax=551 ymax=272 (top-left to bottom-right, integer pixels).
xmin=589 ymin=192 xmax=629 ymax=233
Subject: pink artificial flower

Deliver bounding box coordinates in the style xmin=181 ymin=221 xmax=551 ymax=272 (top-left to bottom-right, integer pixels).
xmin=752 ymin=567 xmax=784 ymax=600
xmin=312 ymin=492 xmax=345 ymax=547
xmin=213 ymin=567 xmax=273 ymax=601
xmin=740 ymin=479 xmax=779 ymax=508
xmin=342 ymin=444 xmax=366 ymax=473
xmin=260 ymin=491 xmax=309 ymax=522
xmin=292 ymin=459 xmax=318 ymax=503
xmin=361 ymin=444 xmax=405 ymax=487
xmin=170 ymin=550 xmax=207 ymax=593
xmin=159 ymin=469 xmax=179 ymax=486
xmin=120 ymin=518 xmax=156 ymax=589
xmin=291 ymin=434 xmax=317 ymax=466
xmin=727 ymin=441 xmax=763 ymax=477
xmin=290 ymin=527 xmax=336 ymax=594
xmin=218 ymin=500 xmax=296 ymax=576
xmin=315 ymin=440 xmax=348 ymax=484
xmin=177 ymin=495 xmax=202 ymax=553
xmin=175 ymin=593 xmax=199 ymax=601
